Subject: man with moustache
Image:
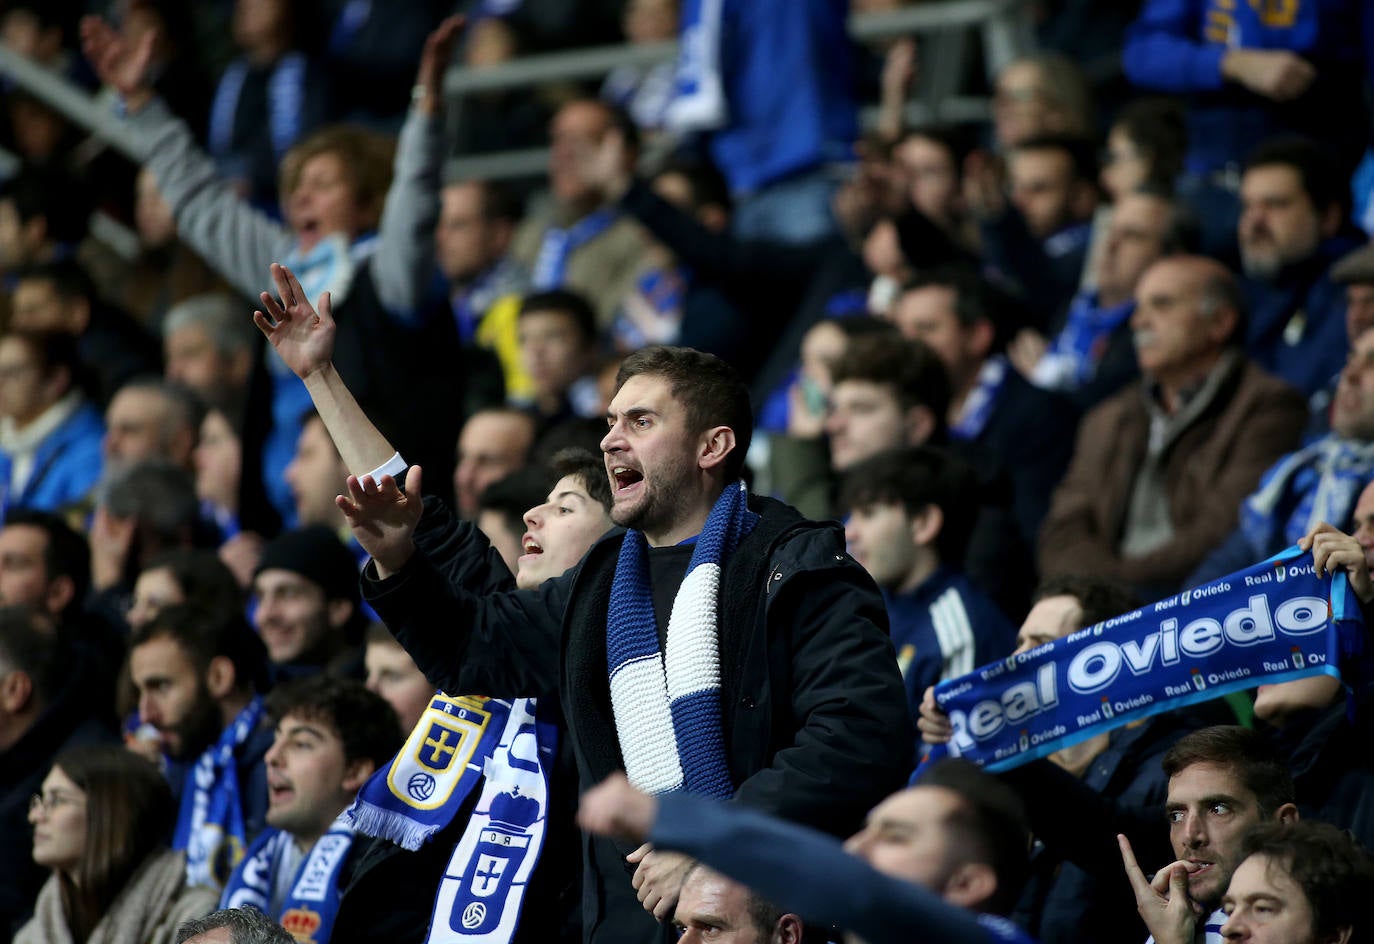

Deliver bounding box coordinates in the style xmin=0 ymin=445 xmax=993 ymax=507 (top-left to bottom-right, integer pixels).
xmin=253 ymin=262 xmax=912 ymax=944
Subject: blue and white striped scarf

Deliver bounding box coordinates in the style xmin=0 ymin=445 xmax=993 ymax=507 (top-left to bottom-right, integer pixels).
xmin=1239 ymin=436 xmax=1374 ymax=559
xmin=607 ymin=481 xmax=757 ymax=798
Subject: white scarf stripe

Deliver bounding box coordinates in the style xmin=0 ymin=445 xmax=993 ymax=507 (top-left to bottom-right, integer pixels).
xmin=609 ymin=656 xmax=686 ymax=794
xmin=664 ymin=564 xmax=724 ymax=702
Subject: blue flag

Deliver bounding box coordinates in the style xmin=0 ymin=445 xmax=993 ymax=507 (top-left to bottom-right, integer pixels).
xmin=930 ymin=546 xmax=1367 ymax=772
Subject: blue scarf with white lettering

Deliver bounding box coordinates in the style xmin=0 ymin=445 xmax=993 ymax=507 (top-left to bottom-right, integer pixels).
xmin=607 ymin=481 xmax=757 ymax=798
xmin=347 ymin=696 xmax=556 ymax=944
xmin=220 ymin=814 xmax=353 ymax=944
xmin=924 ymin=546 xmax=1367 ymax=772
xmin=174 ymin=696 xmax=265 ymax=888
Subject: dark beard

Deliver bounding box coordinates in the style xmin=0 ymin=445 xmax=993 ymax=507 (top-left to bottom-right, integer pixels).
xmin=168 ymin=684 xmax=227 ymax=761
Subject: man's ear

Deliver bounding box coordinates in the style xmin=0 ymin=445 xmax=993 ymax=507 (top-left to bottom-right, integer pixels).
xmin=903 ymin=404 xmax=936 ymax=446
xmin=1206 ymin=304 xmax=1239 ymax=348
xmin=697 ymin=426 xmax=736 ymax=473
xmin=63 ymin=297 xmax=91 ymax=334
xmin=1275 ymin=802 xmax=1300 ymax=824
xmin=342 ymin=757 xmax=377 ymax=793
xmin=205 ymin=655 xmax=238 ymax=700
xmin=910 ymin=504 xmax=944 ymax=548
xmin=1320 ymin=201 xmax=1343 ymax=239
xmin=327 ymin=599 xmax=355 ymax=631
xmin=42 ymin=574 xmax=75 ymax=619
xmin=941 ymin=861 xmax=998 ymax=912
xmin=0 ymin=668 xmax=34 ymax=714
xmin=1324 ymin=925 xmax=1353 ymax=944
xmin=772 ymin=913 xmax=804 ymax=944
xmin=966 ymin=319 xmax=996 ymax=363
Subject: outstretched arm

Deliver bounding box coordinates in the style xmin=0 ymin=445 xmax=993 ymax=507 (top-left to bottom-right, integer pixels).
xmin=82 ymin=16 xmax=294 ymax=299
xmin=578 ymin=776 xmax=990 ymax=944
xmin=255 ymin=263 xmax=397 ymax=474
xmin=370 ymin=16 xmax=463 ymax=319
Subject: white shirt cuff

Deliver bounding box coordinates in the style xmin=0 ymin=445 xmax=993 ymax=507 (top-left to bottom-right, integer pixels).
xmin=363 ymin=452 xmax=408 ymax=482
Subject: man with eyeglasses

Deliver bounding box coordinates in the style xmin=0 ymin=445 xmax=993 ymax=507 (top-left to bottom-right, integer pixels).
xmin=0 ymin=605 xmax=115 ymax=937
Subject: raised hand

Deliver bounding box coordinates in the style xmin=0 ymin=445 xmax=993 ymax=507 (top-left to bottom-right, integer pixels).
xmin=1007 ymin=328 xmax=1048 ymax=379
xmin=337 ymin=467 xmax=424 ymax=578
xmin=414 ymin=16 xmax=465 ymax=117
xmin=1118 ymin=835 xmax=1200 ymax=944
xmin=1300 ymin=521 xmax=1374 ymax=603
xmin=254 ymin=262 xmax=336 ymax=380
xmin=78 ymin=15 xmax=156 ymax=110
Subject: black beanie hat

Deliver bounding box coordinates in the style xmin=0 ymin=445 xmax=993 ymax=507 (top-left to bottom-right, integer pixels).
xmin=254 ymin=526 xmax=360 ymax=605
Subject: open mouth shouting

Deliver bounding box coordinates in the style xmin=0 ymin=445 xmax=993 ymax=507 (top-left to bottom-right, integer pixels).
xmin=611 ymin=466 xmax=644 ymax=495
xmin=519 ymin=534 xmax=544 ymax=565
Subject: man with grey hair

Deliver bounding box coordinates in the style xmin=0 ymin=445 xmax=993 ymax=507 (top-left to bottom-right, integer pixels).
xmin=176 ymin=907 xmax=295 ymax=944
xmin=162 ymin=293 xmax=257 ymax=412
xmin=1040 ymin=255 xmax=1307 ymax=599
xmin=103 ymin=377 xmax=203 ymax=480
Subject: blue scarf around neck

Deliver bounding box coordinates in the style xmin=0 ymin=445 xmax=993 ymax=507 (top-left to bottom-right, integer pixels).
xmin=607 ymin=481 xmax=758 ymax=798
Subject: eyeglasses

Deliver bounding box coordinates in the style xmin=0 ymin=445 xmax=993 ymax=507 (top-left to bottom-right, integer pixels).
xmin=29 ymin=792 xmax=82 ymax=815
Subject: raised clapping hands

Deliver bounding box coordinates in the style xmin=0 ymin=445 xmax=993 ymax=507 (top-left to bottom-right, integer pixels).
xmin=1118 ymin=835 xmax=1200 ymax=944
xmin=337 ymin=467 xmax=424 ymax=578
xmin=1299 ymin=522 xmax=1374 ymax=603
xmin=254 ymin=263 xmax=336 ymax=381
xmin=79 ymin=15 xmax=156 ymax=112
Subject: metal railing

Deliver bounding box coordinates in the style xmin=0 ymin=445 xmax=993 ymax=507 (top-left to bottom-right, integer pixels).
xmin=443 ymin=0 xmax=1032 ymax=181
xmin=0 ymin=0 xmax=1033 ymax=184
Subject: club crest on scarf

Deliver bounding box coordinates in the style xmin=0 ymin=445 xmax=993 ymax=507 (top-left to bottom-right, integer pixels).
xmin=924 ymin=546 xmax=1367 ymax=773
xmin=397 ymin=696 xmax=492 ymax=810
xmin=349 ymin=695 xmax=557 ymax=944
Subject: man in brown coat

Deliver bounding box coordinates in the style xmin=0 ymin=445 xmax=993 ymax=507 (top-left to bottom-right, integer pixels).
xmin=1038 ymin=255 xmax=1306 ymax=598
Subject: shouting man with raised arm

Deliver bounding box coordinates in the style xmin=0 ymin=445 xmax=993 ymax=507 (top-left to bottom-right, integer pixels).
xmin=253 ymin=263 xmax=914 ymax=944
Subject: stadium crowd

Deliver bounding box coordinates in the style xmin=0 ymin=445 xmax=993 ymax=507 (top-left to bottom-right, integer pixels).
xmin=0 ymin=0 xmax=1373 ymax=943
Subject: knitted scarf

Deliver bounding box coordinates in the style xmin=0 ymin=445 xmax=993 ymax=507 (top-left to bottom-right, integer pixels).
xmin=1239 ymin=436 xmax=1374 ymax=558
xmin=607 ymin=481 xmax=757 ymax=798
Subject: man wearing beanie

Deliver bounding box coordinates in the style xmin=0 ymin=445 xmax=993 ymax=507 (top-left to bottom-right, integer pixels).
xmin=252 ymin=526 xmax=366 ymax=681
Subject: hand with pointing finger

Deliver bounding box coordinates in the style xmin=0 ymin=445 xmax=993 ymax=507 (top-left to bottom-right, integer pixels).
xmin=1118 ymin=834 xmax=1200 ymax=944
